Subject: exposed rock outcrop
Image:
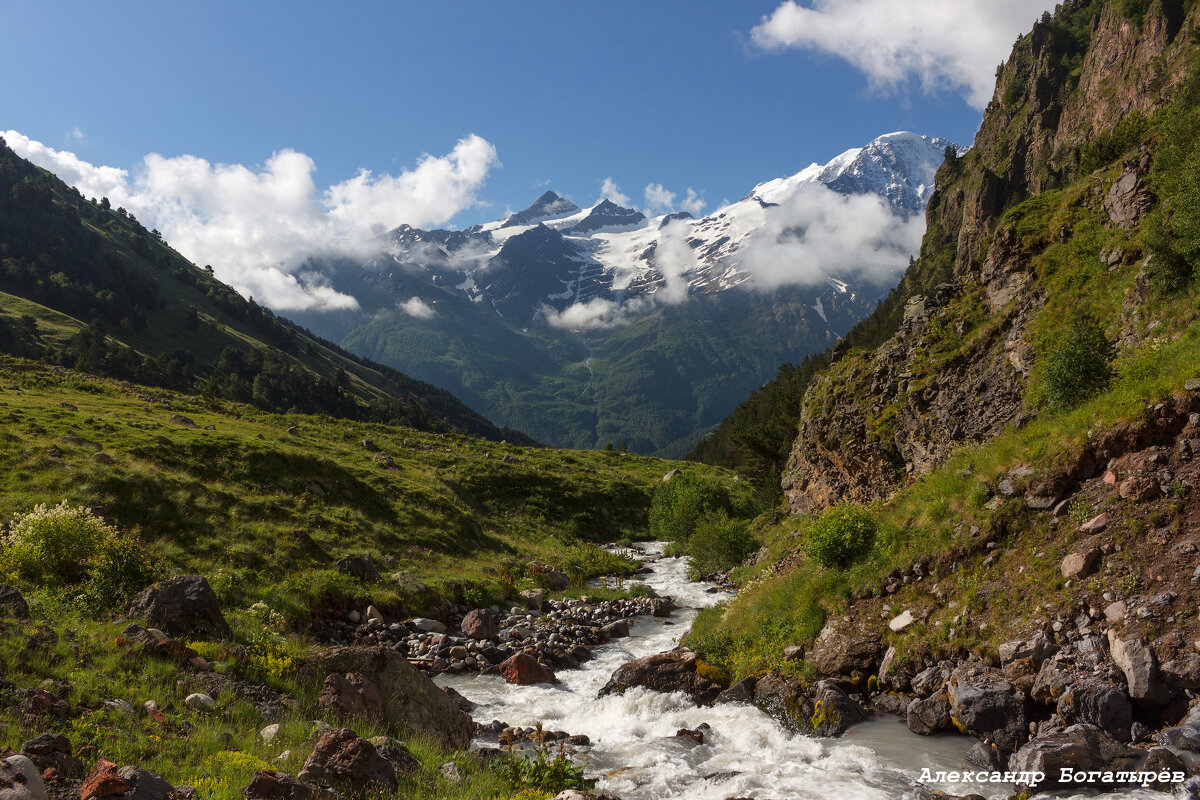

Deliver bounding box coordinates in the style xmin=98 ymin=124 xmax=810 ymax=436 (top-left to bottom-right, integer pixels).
xmin=127 ymin=576 xmax=231 ymax=641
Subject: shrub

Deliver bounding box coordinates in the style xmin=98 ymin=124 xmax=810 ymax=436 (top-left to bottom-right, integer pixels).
xmin=1 ymin=501 xmax=117 ymax=587
xmin=805 ymin=504 xmax=877 ymax=568
xmin=647 ymin=473 xmax=731 ymax=544
xmin=1040 ymin=311 xmax=1113 ymax=410
xmin=685 ymin=512 xmax=758 ymax=579
xmin=79 ymin=534 xmax=156 ymax=610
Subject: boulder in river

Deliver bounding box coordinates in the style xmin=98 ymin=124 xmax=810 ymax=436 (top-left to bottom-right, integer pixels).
xmin=599 ymin=647 xmax=722 ymax=706
xmin=945 ymin=663 xmax=1028 ymax=752
xmin=753 ymin=674 xmax=865 ymax=737
xmin=1009 ymin=723 xmax=1142 ymax=793
xmin=499 ymin=653 xmax=559 ymax=686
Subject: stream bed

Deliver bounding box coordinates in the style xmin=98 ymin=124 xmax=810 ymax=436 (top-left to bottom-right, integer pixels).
xmin=437 ymin=544 xmax=1159 ymax=799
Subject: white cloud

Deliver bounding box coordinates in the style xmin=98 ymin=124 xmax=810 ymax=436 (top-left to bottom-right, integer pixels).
xmin=540 ymin=296 xmax=655 ymax=331
xmin=643 ymin=183 xmax=707 ymax=217
xmin=739 ymin=182 xmax=923 ymax=289
xmin=398 ymin=297 xmax=436 ymax=319
xmin=751 ymin=0 xmax=1055 ymax=110
xmin=599 ymin=177 xmax=630 ymax=207
xmin=66 ymin=127 xmax=88 ymax=144
xmin=3 ymin=129 xmax=500 ymax=312
xmin=643 ymin=183 xmax=676 ymax=213
xmin=680 ymin=188 xmax=706 ymax=215
xmin=654 ymin=219 xmax=695 ymax=304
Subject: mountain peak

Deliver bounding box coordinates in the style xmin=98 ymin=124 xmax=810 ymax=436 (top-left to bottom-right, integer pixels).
xmin=502 ymin=191 xmax=580 ymax=228
xmin=566 ymin=199 xmax=645 ymax=235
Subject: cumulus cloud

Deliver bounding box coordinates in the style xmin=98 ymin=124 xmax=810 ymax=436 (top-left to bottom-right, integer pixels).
xmin=739 ymin=182 xmax=923 ymax=289
xmin=643 ymin=183 xmax=676 ymax=213
xmin=644 ymin=183 xmax=707 ymax=216
xmin=398 ymin=297 xmax=436 ymax=319
xmin=599 ymin=177 xmax=631 ymax=207
xmin=540 ymin=296 xmax=655 ymax=331
xmin=751 ymin=0 xmax=1055 ymax=110
xmin=3 ymin=129 xmax=499 ymax=311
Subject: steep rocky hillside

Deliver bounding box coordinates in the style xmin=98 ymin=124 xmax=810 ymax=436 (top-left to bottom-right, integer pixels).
xmin=781 ymin=0 xmax=1200 ymax=514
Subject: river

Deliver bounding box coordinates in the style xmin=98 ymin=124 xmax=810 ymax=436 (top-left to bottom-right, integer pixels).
xmin=437 ymin=544 xmax=1160 ymax=799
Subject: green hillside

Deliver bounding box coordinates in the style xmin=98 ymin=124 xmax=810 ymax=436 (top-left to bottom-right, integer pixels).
xmin=0 ymin=136 xmax=530 ymax=444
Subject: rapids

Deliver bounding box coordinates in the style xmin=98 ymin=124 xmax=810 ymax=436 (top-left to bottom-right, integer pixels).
xmin=437 ymin=544 xmax=1159 ymax=799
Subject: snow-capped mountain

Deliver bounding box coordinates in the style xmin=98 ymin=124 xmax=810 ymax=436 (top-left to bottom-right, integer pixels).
xmin=376 ymin=131 xmax=960 ymax=327
xmin=300 ymin=131 xmax=961 ymax=454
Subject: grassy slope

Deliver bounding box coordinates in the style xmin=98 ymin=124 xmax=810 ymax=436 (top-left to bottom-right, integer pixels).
xmin=0 ymin=357 xmax=741 ymax=798
xmin=0 ymin=138 xmax=528 ymax=444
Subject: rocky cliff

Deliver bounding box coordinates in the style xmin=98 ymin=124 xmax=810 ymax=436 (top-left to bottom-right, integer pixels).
xmin=783 ymin=0 xmax=1200 ymax=515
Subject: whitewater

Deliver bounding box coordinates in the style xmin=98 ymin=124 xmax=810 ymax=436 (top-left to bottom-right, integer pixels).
xmin=438 ymin=544 xmax=1158 ymax=799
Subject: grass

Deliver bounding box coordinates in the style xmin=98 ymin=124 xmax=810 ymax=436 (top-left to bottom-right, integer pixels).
xmin=0 ymin=355 xmax=744 ymax=799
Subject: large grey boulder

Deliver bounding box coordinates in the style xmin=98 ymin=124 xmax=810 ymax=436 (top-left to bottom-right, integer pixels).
xmin=1056 ymin=677 xmax=1132 ymax=742
xmin=946 ymin=663 xmax=1028 ymax=751
xmin=0 ymin=756 xmax=45 ymax=800
xmin=599 ymin=648 xmax=722 ymax=706
xmin=1009 ymin=724 xmax=1142 ymax=793
xmin=296 ymin=647 xmax=473 ymax=749
xmin=810 ymin=619 xmax=882 ymax=677
xmin=752 ymin=674 xmax=865 ymax=738
xmin=1108 ymin=631 xmax=1167 ymax=703
xmin=906 ymin=691 xmax=951 ymax=736
xmin=128 ymin=575 xmax=231 ymax=640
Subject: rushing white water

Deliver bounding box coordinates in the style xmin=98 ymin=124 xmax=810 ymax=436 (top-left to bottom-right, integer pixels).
xmin=437 ymin=544 xmax=1161 ymax=799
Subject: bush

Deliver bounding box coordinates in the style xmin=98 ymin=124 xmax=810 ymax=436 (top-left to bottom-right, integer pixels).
xmin=647 ymin=473 xmax=731 ymax=544
xmin=1040 ymin=311 xmax=1114 ymax=410
xmin=78 ymin=534 xmax=156 ymax=610
xmin=1 ymin=501 xmax=117 ymax=586
xmin=805 ymin=504 xmax=877 ymax=568
xmin=685 ymin=512 xmax=757 ymax=579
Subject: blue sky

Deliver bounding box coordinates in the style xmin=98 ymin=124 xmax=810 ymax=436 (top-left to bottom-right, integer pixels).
xmin=3 ymin=0 xmax=1054 ymax=308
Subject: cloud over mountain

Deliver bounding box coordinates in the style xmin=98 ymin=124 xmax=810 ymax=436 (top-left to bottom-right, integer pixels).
xmin=751 ymin=0 xmax=1055 ymax=110
xmin=4 ymin=130 xmax=499 ymax=311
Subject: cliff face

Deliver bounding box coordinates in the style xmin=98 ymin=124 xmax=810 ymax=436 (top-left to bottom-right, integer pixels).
xmin=782 ymin=0 xmax=1199 ymax=515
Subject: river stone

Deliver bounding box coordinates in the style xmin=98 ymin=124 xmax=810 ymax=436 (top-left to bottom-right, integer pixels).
xmin=295 ymin=646 xmax=473 ymax=749
xmin=599 ymin=647 xmax=721 ymax=706
xmin=519 ymin=589 xmax=547 ymax=611
xmin=460 ymin=609 xmax=496 ymax=640
xmin=716 ymin=677 xmax=757 ymax=704
xmin=946 ymin=663 xmax=1028 ymax=751
xmin=752 ymin=675 xmax=864 ymax=737
xmin=411 ymin=617 xmax=446 ymax=633
xmin=906 ymin=691 xmax=951 ymax=736
xmin=499 ymin=653 xmax=559 ymax=686
xmin=1009 ymin=724 xmax=1142 ymax=793
xmin=1056 ymin=677 xmax=1132 ymax=742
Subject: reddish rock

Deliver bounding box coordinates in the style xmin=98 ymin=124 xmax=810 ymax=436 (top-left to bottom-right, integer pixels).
xmin=81 ymin=760 xmax=131 ymax=800
xmin=297 ymin=728 xmax=396 ymax=792
xmin=460 ymin=609 xmax=496 ymax=640
xmin=244 ymin=770 xmax=335 ymax=800
xmin=317 ymin=673 xmax=384 ymax=721
xmin=498 ymin=653 xmax=559 ymax=686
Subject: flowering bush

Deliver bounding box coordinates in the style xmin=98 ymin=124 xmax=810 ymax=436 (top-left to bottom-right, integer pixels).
xmin=2 ymin=501 xmax=115 ymax=586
